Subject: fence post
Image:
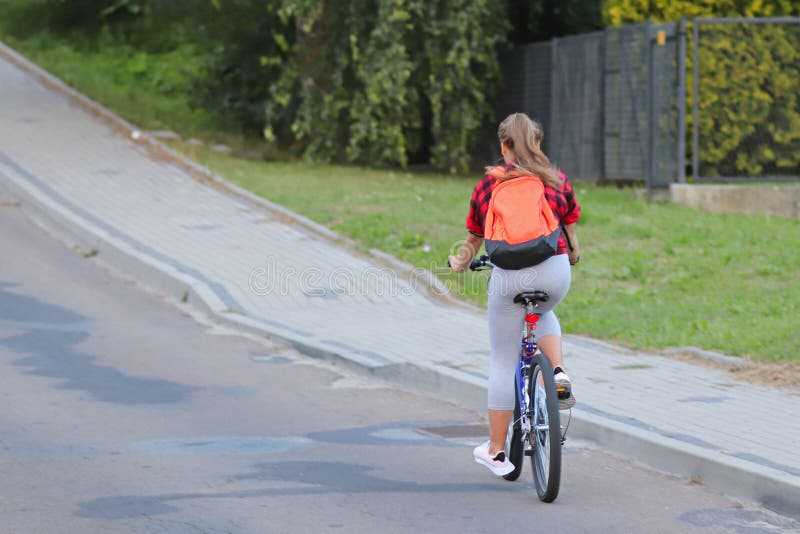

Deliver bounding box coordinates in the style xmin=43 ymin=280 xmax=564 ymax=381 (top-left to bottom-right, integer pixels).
xmin=599 ymin=32 xmax=606 ymax=183
xmin=647 ymin=20 xmax=656 ymax=190
xmin=692 ymin=19 xmax=700 ymax=181
xmin=677 ymin=17 xmax=687 ymax=183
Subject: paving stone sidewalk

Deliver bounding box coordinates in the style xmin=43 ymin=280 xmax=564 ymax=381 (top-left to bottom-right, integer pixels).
xmin=0 ymin=45 xmax=798 ymax=515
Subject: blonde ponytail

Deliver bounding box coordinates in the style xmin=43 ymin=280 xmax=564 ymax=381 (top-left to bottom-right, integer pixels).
xmin=495 ymin=113 xmax=561 ymax=190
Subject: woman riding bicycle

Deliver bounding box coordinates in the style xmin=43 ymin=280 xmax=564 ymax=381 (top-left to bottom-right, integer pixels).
xmin=448 ymin=112 xmax=581 ymax=476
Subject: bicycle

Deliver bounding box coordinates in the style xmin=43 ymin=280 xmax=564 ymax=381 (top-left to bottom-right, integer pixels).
xmin=467 ymin=254 xmax=570 ymax=503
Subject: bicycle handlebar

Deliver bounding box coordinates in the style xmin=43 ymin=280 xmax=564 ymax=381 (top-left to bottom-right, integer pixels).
xmin=469 ymin=255 xmax=493 ymax=271
xmin=447 ymin=255 xmax=494 ymax=271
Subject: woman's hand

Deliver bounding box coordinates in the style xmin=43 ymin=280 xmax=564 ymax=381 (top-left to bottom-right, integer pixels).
xmin=449 ymin=233 xmax=484 ymax=273
xmin=448 ymin=254 xmax=470 ymax=273
xmin=563 ymin=223 xmax=580 ymax=266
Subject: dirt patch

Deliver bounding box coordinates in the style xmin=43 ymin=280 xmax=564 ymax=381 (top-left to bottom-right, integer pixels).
xmin=727 ymin=362 xmax=800 ymax=389
xmin=664 ymin=351 xmax=800 ymax=389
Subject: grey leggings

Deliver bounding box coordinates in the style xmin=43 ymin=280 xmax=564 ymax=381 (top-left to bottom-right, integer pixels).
xmin=487 ymin=254 xmax=571 ymax=410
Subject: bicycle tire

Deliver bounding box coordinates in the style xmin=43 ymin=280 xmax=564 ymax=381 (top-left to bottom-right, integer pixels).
xmin=529 ymin=353 xmax=561 ymax=502
xmin=503 ymin=380 xmax=524 ymax=481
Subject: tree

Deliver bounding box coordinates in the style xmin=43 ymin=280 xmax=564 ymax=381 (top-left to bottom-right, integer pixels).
xmin=507 ymin=0 xmax=603 ymax=44
xmin=604 ymin=0 xmax=798 ymax=25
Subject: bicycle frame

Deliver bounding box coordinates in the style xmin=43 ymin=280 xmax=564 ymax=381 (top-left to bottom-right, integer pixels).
xmin=515 ymin=302 xmax=540 ymax=438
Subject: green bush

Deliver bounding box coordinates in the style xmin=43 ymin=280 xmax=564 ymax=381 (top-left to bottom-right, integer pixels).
xmin=2 ymin=0 xmax=152 ymax=42
xmin=695 ymin=22 xmax=799 ymax=177
xmin=603 ymin=0 xmax=798 ymax=24
xmin=192 ymin=1 xmax=290 ymax=136
xmin=263 ymin=0 xmax=508 ymax=172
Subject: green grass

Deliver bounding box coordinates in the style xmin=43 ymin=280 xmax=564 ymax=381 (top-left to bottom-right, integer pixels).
xmin=0 ymin=31 xmax=218 ymax=139
xmin=3 ymin=22 xmax=798 ymax=362
xmin=188 ymin=146 xmax=799 ymax=362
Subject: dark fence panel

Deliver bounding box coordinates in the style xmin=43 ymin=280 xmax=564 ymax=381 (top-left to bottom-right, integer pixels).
xmin=603 ymin=23 xmax=649 ymax=181
xmin=495 ymin=21 xmax=685 ymax=188
xmin=496 ymin=46 xmax=527 ymax=121
xmin=549 ymin=32 xmax=604 ymax=181
xmin=524 ymin=43 xmax=552 ymax=153
xmin=495 ymin=43 xmax=551 ymax=155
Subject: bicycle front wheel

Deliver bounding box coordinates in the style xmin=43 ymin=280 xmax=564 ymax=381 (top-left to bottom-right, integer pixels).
xmin=530 ymin=353 xmax=561 ymax=502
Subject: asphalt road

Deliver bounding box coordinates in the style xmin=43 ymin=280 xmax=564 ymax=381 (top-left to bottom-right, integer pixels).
xmin=1 ymin=197 xmax=798 ymax=534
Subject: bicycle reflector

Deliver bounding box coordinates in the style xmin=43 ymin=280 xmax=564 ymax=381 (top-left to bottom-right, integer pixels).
xmin=525 ymin=314 xmax=539 ymax=324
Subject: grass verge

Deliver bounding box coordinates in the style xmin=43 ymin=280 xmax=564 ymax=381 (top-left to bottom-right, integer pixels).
xmin=0 ymin=31 xmax=217 ymax=140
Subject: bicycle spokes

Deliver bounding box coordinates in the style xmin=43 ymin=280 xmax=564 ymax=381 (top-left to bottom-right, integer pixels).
xmin=529 ymin=357 xmax=561 ymax=502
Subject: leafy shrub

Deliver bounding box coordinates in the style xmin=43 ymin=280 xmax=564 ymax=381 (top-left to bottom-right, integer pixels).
xmin=2 ymin=0 xmax=151 ymax=40
xmin=192 ymin=1 xmax=290 ymax=136
xmin=695 ymin=22 xmax=799 ymax=177
xmin=262 ymin=0 xmax=508 ymax=172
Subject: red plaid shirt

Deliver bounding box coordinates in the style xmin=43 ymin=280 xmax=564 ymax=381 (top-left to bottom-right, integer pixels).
xmin=466 ymin=170 xmax=581 ymax=255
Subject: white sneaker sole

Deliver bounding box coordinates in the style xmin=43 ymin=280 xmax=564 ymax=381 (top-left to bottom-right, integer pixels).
xmin=555 ymin=375 xmax=575 ymax=410
xmin=474 ymin=456 xmax=515 ymax=476
xmin=558 ymin=395 xmax=576 ymax=410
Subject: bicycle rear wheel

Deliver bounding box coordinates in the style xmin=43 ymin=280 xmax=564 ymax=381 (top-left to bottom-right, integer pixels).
xmin=503 ymin=380 xmax=524 ymax=481
xmin=530 ymin=353 xmax=561 ymax=502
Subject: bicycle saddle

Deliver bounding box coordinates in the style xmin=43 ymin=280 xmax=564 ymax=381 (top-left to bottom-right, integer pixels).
xmin=513 ymin=291 xmax=550 ymax=305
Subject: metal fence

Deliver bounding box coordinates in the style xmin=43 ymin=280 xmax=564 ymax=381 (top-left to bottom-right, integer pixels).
xmin=496 ymin=42 xmax=551 ymax=152
xmin=496 ymin=17 xmax=800 ymax=187
xmin=497 ymin=21 xmax=684 ymax=189
xmin=692 ymin=17 xmax=800 ymax=182
xmin=550 ymin=31 xmax=605 ymax=182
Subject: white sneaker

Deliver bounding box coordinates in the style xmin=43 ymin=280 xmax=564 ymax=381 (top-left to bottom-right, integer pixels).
xmin=554 ymin=367 xmax=576 ymax=410
xmin=473 ymin=441 xmax=515 ymax=476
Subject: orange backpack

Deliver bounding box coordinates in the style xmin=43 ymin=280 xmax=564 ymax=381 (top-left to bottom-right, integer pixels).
xmin=484 ymin=174 xmax=561 ymax=269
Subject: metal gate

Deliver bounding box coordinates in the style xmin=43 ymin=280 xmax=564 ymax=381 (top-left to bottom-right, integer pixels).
xmin=604 ymin=21 xmax=681 ymax=188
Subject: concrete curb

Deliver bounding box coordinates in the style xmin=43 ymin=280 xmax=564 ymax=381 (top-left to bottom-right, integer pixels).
xmin=1 ymin=41 xmax=798 ymax=517
xmin=670 ymin=183 xmax=800 ymax=219
xmin=570 ymin=410 xmax=800 ymax=518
